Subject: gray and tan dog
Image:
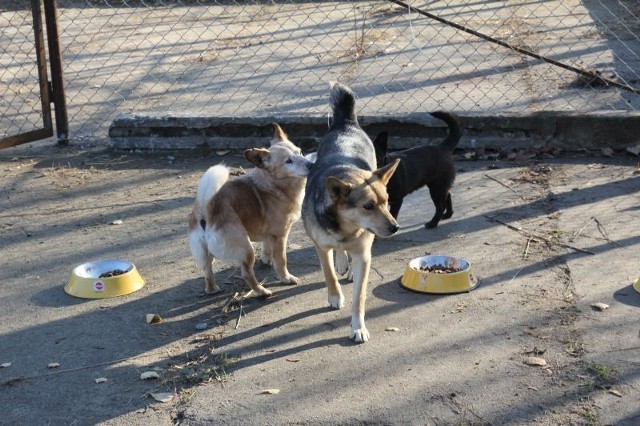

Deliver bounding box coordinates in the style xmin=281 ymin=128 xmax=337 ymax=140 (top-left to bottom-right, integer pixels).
xmin=302 ymin=82 xmax=400 ymax=343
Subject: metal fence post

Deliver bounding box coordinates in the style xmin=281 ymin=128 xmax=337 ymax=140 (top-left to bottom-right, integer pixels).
xmin=43 ymin=0 xmax=69 ymax=145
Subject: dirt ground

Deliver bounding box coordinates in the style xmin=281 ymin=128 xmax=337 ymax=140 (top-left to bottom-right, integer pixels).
xmin=1 ymin=140 xmax=639 ymax=425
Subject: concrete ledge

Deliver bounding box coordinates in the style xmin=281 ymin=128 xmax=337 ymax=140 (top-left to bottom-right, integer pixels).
xmin=109 ymin=111 xmax=640 ymax=151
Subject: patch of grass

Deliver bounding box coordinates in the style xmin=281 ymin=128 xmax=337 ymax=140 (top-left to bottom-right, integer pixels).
xmin=587 ymin=363 xmax=618 ymax=384
xmin=579 ymin=407 xmax=599 ymax=425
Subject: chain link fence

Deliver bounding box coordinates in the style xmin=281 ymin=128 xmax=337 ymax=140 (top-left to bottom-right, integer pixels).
xmin=2 ymin=0 xmax=640 ymax=143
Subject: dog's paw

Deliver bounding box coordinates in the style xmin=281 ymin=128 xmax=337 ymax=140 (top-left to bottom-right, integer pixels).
xmin=204 ymin=280 xmax=222 ymax=295
xmin=349 ymin=327 xmax=370 ymax=343
xmin=328 ymin=293 xmax=345 ymax=309
xmin=282 ymin=274 xmax=300 ymax=285
xmin=256 ymin=287 xmax=273 ymax=298
xmin=425 ymin=221 xmax=438 ymax=229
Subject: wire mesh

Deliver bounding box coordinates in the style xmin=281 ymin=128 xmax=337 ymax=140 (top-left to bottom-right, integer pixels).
xmin=0 ymin=2 xmax=45 ymax=140
xmin=2 ymin=0 xmax=640 ymax=141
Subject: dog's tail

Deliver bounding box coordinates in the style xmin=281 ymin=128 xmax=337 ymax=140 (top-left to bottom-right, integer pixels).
xmin=195 ymin=165 xmax=230 ymax=224
xmin=431 ymin=111 xmax=462 ymax=152
xmin=329 ymin=82 xmax=357 ymax=126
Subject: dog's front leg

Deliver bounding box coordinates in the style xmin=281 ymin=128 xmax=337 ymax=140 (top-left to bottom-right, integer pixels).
xmin=315 ymin=245 xmax=344 ymax=309
xmin=349 ymin=250 xmax=371 ymax=343
xmin=271 ymin=234 xmax=299 ymax=285
xmin=239 ymin=249 xmax=272 ymax=298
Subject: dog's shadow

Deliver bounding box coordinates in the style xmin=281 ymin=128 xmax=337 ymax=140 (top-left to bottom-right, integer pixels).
xmin=613 ymin=283 xmax=640 ymax=308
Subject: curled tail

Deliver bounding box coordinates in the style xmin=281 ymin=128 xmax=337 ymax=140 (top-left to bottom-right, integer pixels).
xmin=195 ymin=165 xmax=230 ymax=226
xmin=329 ymin=82 xmax=357 ymax=127
xmin=430 ymin=111 xmax=462 ymax=152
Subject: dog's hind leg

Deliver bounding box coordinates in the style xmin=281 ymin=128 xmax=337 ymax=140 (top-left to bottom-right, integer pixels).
xmin=426 ymin=186 xmax=448 ymax=229
xmin=442 ymin=191 xmax=453 ymax=220
xmin=349 ymin=249 xmax=372 ymax=343
xmin=189 ymin=231 xmax=221 ymax=294
xmin=270 ymin=234 xmax=300 ymax=285
xmin=315 ymin=245 xmax=345 ymax=309
xmin=203 ymin=253 xmax=221 ymax=294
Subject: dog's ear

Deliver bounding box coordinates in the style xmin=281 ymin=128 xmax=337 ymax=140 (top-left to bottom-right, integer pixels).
xmin=327 ymin=176 xmax=352 ymax=203
xmin=373 ymin=158 xmax=400 ymax=185
xmin=270 ymin=123 xmax=288 ymax=146
xmin=244 ymin=148 xmax=271 ymax=168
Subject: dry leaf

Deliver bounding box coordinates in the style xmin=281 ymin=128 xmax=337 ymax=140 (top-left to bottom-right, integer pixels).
xmin=216 ymin=150 xmax=230 ymax=156
xmin=151 ymin=392 xmax=174 ymax=403
xmin=591 ymin=302 xmax=609 ymax=311
xmin=285 ymin=358 xmax=300 ymax=363
xmin=260 ymin=389 xmax=280 ymax=395
xmin=385 ymin=327 xmax=400 ymax=332
xmin=601 ymin=147 xmax=614 ymax=157
xmin=626 ymin=145 xmax=640 ymax=156
xmin=47 ymin=363 xmax=60 ymax=369
xmin=140 ymin=371 xmax=160 ymax=380
xmin=95 ymin=377 xmax=108 ymax=384
xmin=0 ymin=362 xmax=11 ymax=368
xmin=146 ymin=314 xmax=164 ymax=324
xmin=524 ymin=356 xmax=547 ymax=367
xmin=608 ymin=389 xmax=623 ymax=397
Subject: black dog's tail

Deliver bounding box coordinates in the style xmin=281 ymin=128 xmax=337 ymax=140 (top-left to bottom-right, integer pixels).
xmin=430 ymin=111 xmax=462 ymax=152
xmin=329 ymin=82 xmax=357 ymax=127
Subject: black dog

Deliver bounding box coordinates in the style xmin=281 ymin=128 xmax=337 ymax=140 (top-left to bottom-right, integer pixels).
xmin=373 ymin=111 xmax=462 ymax=229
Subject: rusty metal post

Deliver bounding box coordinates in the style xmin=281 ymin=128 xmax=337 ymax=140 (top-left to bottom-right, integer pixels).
xmin=32 ymin=0 xmax=53 ymax=133
xmin=43 ymin=0 xmax=69 ymax=145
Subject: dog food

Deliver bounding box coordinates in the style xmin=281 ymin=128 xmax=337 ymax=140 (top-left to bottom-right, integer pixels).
xmin=415 ymin=263 xmax=463 ymax=274
xmin=99 ymin=269 xmax=128 ymax=278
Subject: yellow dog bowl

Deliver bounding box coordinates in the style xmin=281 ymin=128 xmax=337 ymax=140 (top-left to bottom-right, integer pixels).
xmin=400 ymin=255 xmax=479 ymax=294
xmin=65 ymin=259 xmax=145 ymax=299
xmin=634 ymin=277 xmax=640 ymax=293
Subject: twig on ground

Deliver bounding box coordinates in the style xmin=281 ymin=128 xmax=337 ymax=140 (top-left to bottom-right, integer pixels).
xmin=523 ymin=237 xmax=532 ymax=259
xmin=235 ymin=303 xmax=246 ymax=330
xmin=484 ymin=174 xmax=526 ymax=200
xmin=509 ymin=267 xmax=525 ymax=284
xmin=485 ymin=215 xmax=594 ymax=255
xmin=605 ymin=346 xmax=640 ymax=353
xmin=1 ymin=353 xmax=158 ymax=387
xmin=593 ymin=216 xmax=622 ymax=247
xmin=569 ymin=217 xmax=595 ymax=242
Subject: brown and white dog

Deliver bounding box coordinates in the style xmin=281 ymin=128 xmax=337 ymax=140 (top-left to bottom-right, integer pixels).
xmin=188 ymin=124 xmax=313 ymax=297
xmin=302 ymin=82 xmax=400 ymax=343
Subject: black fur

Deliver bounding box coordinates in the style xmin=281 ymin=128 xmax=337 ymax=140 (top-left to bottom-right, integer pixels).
xmin=373 ymin=111 xmax=462 ymax=229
